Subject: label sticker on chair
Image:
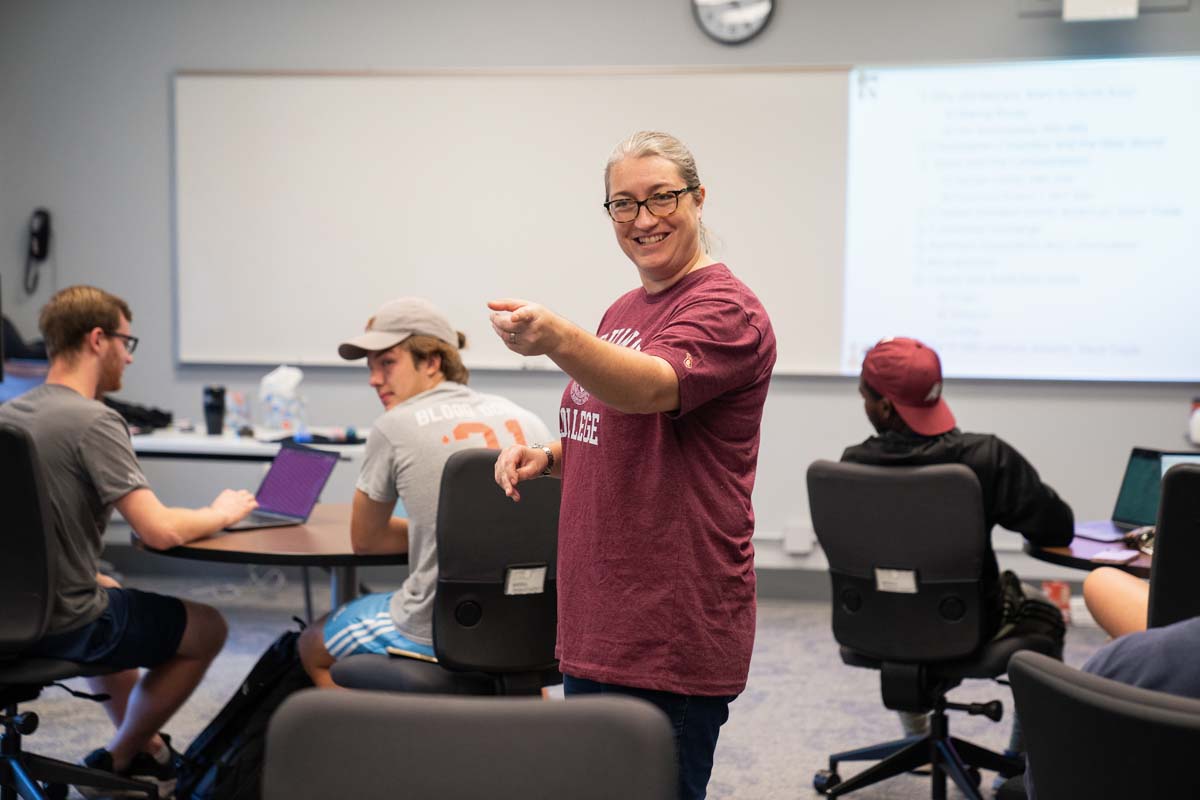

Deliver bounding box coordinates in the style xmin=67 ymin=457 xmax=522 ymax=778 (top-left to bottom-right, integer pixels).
xmin=875 ymin=568 xmax=918 ymax=594
xmin=504 ymin=565 xmax=547 ymax=595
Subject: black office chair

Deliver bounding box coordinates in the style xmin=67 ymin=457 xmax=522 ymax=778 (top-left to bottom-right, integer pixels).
xmin=0 ymin=423 xmax=155 ymax=800
xmin=263 ymin=689 xmax=675 ymax=800
xmin=807 ymin=460 xmax=1060 ymax=800
xmin=1010 ymin=649 xmax=1200 ymax=799
xmin=1147 ymin=463 xmax=1200 ymax=630
xmin=332 ymin=448 xmax=561 ymax=696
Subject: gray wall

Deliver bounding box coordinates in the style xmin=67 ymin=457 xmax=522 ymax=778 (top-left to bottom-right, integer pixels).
xmin=2 ymin=0 xmax=1198 ymax=550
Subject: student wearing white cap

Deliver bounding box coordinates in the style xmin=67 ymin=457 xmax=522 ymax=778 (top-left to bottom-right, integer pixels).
xmin=297 ymin=297 xmax=550 ymax=688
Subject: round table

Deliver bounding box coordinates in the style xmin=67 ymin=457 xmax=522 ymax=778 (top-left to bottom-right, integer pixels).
xmin=1023 ymin=538 xmax=1150 ymax=579
xmin=140 ymin=503 xmax=407 ymax=608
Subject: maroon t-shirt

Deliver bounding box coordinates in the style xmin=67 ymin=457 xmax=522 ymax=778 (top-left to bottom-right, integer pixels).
xmin=556 ymin=263 xmax=776 ymax=696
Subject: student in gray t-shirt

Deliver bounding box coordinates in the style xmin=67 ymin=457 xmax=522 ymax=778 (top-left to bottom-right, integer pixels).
xmin=297 ymin=297 xmax=551 ymax=688
xmin=0 ymin=286 xmax=257 ymax=796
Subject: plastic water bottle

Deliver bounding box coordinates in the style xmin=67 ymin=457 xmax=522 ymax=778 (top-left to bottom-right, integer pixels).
xmin=225 ymin=391 xmax=249 ymax=434
xmin=287 ymin=395 xmax=309 ymax=437
xmin=262 ymin=393 xmax=285 ymax=432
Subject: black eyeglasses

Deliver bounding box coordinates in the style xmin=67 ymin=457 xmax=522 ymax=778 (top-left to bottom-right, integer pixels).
xmin=105 ymin=331 xmax=139 ymax=354
xmin=603 ymin=186 xmax=698 ymax=223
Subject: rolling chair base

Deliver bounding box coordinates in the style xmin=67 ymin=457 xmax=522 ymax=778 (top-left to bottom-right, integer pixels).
xmin=813 ymin=716 xmax=1023 ymax=800
xmin=2 ymin=749 xmax=157 ymax=800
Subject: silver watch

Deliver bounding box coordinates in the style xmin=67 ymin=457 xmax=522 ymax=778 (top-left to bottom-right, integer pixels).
xmin=530 ymin=443 xmax=554 ymax=476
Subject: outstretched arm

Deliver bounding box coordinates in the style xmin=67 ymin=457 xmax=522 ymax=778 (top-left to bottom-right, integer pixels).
xmin=115 ymin=487 xmax=257 ymax=549
xmin=991 ymin=438 xmax=1075 ymax=547
xmin=488 ymin=298 xmax=679 ymax=415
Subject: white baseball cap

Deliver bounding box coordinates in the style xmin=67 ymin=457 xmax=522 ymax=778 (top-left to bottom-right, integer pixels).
xmin=337 ymin=297 xmax=457 ymax=360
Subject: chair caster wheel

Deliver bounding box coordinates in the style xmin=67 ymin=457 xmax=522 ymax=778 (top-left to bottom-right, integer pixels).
xmin=41 ymin=783 xmax=68 ymax=800
xmin=813 ymin=769 xmax=841 ymax=794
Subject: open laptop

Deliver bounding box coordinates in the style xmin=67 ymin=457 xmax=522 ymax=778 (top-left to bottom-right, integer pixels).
xmin=1076 ymin=447 xmax=1200 ymax=542
xmin=224 ymin=442 xmax=339 ymax=531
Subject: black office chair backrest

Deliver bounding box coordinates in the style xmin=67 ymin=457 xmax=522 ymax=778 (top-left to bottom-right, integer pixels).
xmin=265 ymin=690 xmax=674 ymax=800
xmin=1010 ymin=650 xmax=1200 ymax=799
xmin=432 ymin=448 xmax=561 ymax=673
xmin=807 ymin=459 xmax=989 ymax=662
xmin=0 ymin=422 xmax=56 ymax=655
xmin=1148 ymin=463 xmax=1200 ymax=630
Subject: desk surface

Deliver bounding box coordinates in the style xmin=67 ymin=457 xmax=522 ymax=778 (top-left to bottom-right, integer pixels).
xmin=141 ymin=504 xmax=405 ymax=568
xmin=1023 ymin=538 xmax=1150 ymax=579
xmin=132 ymin=428 xmax=364 ymax=462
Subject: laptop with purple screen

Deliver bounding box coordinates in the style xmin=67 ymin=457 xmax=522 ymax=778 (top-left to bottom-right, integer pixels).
xmin=225 ymin=442 xmax=339 ymax=531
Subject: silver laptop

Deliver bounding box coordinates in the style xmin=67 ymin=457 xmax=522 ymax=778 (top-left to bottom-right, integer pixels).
xmin=224 ymin=442 xmax=339 ymax=531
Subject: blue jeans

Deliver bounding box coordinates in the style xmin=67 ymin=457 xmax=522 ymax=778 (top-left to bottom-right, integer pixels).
xmin=563 ymin=674 xmax=735 ymax=800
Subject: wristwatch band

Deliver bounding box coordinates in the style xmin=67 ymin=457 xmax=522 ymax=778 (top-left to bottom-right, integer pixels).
xmin=530 ymin=443 xmax=554 ymax=476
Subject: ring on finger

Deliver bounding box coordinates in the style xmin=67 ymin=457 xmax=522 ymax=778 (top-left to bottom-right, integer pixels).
xmin=509 ymin=331 xmax=517 ymax=343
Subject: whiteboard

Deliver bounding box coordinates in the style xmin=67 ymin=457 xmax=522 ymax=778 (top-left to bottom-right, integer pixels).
xmin=173 ymin=68 xmax=849 ymax=372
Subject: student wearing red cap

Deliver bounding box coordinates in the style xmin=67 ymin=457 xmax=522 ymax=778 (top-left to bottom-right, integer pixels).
xmin=842 ymin=337 xmax=1074 ymax=753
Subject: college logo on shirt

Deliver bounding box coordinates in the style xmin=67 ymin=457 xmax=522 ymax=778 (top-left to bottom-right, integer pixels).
xmin=569 ymin=381 xmax=590 ymax=405
xmin=599 ymin=327 xmax=643 ymax=351
xmin=559 ymin=407 xmax=600 ymax=446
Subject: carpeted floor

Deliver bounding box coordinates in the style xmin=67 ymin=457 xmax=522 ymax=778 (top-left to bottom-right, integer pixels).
xmin=18 ymin=570 xmax=1111 ymax=799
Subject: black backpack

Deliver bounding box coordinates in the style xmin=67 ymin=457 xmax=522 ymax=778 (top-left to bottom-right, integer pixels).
xmin=176 ymin=628 xmax=313 ymax=800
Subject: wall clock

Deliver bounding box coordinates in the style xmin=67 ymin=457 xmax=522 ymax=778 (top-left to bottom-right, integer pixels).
xmin=692 ymin=0 xmax=775 ymax=45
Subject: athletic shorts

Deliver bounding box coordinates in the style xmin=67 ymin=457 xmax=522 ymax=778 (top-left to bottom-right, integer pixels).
xmin=323 ymin=591 xmax=434 ymax=659
xmin=26 ymin=588 xmax=188 ymax=670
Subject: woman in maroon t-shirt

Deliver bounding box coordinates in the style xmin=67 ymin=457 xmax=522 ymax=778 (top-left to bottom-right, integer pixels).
xmin=490 ymin=131 xmax=776 ymax=800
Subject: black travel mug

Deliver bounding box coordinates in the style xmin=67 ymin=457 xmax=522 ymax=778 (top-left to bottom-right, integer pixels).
xmin=203 ymin=385 xmax=226 ymax=436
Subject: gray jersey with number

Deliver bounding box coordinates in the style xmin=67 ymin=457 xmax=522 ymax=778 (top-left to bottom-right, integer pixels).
xmin=0 ymin=384 xmax=149 ymax=633
xmin=355 ymin=382 xmax=551 ymax=645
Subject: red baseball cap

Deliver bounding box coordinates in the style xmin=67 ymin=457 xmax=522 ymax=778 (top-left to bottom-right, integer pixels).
xmin=861 ymin=337 xmax=956 ymax=436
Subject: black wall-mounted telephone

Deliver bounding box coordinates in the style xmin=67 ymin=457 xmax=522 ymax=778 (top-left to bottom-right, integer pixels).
xmin=25 ymin=208 xmax=51 ymax=295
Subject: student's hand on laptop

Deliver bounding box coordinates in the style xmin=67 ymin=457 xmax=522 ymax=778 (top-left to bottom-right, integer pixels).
xmin=211 ymin=489 xmax=258 ymax=526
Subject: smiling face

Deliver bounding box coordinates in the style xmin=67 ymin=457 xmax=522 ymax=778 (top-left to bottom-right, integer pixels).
xmin=607 ymin=155 xmax=707 ymax=291
xmin=366 ymin=343 xmax=442 ymax=411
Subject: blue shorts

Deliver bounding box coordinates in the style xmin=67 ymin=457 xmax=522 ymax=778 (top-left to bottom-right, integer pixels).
xmin=26 ymin=588 xmax=188 ymax=671
xmin=323 ymin=592 xmax=434 ymax=659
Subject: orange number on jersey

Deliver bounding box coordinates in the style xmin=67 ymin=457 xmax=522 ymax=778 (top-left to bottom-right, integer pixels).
xmin=449 ymin=419 xmax=528 ymax=449
xmin=504 ymin=419 xmax=528 ymax=445
xmin=451 ymin=422 xmax=499 ymax=449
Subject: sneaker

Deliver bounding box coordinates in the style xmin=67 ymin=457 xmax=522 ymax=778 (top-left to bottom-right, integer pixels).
xmin=79 ymin=747 xmax=113 ymax=798
xmin=78 ymin=740 xmax=178 ymax=799
xmin=123 ymin=736 xmax=180 ymax=800
xmin=79 ymin=747 xmax=137 ymax=799
xmin=81 ymin=748 xmax=113 ymax=772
